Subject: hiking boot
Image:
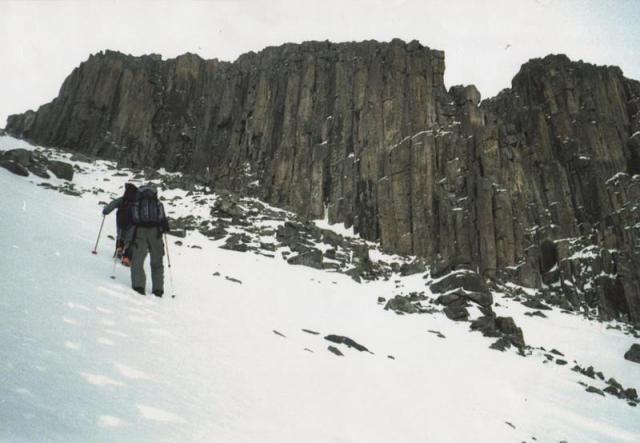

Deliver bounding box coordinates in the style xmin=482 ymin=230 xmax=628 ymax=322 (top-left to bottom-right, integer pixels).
xmin=152 ymin=290 xmax=163 ymax=298
xmin=133 ymin=287 xmax=145 ymax=295
xmin=121 ymin=257 xmax=131 ymax=267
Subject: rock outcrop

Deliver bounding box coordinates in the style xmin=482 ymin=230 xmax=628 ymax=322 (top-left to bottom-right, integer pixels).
xmin=6 ymin=40 xmax=640 ymax=322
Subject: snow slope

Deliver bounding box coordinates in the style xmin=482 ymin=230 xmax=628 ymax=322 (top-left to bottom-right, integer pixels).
xmin=0 ymin=135 xmax=639 ymax=442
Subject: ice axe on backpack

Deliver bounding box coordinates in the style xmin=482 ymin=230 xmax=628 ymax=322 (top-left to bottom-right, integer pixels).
xmin=92 ymin=215 xmax=106 ymax=255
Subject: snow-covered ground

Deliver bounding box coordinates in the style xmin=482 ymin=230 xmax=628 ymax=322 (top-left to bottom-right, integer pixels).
xmin=0 ymin=135 xmax=639 ymax=442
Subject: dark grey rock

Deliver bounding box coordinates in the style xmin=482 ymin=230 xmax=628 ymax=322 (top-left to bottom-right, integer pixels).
xmin=324 ymin=335 xmax=370 ymax=353
xmin=585 ymin=386 xmax=605 ymax=397
xmin=287 ymin=249 xmax=323 ymax=269
xmin=0 ymin=159 xmax=29 ymax=176
xmin=522 ymin=299 xmax=552 ymax=311
xmin=624 ymin=388 xmax=638 ymax=400
xmin=624 ymin=343 xmax=640 ymax=363
xmin=48 ymin=160 xmax=74 ymax=181
xmin=444 ymin=304 xmax=469 ymax=321
xmin=524 ymin=310 xmax=548 ymax=318
xmin=399 ymin=260 xmax=426 ymax=276
xmin=430 ymin=271 xmax=490 ymax=295
xmin=328 ymin=346 xmax=343 ymax=356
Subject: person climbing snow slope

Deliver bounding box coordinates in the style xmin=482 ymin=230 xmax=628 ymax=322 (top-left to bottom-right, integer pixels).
xmin=129 ymin=184 xmax=170 ymax=297
xmin=101 ymin=182 xmax=138 ymax=265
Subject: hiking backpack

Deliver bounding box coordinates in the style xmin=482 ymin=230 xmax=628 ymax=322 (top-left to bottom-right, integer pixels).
xmin=132 ymin=185 xmax=167 ymax=229
xmin=116 ymin=183 xmax=138 ymax=230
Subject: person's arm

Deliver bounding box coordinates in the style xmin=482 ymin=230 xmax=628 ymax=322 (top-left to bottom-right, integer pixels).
xmin=102 ymin=197 xmax=122 ymax=215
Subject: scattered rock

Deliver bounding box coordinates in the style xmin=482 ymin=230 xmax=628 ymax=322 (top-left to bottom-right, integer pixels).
xmin=225 ymin=276 xmax=242 ymax=284
xmin=287 ymin=249 xmax=323 ymax=269
xmin=555 ymin=359 xmax=568 ymax=365
xmin=0 ymin=159 xmax=29 ymax=177
xmin=273 ymin=330 xmax=286 ymax=338
xmin=47 ymin=160 xmax=74 ymax=180
xmin=427 ymin=330 xmax=446 ymax=339
xmin=524 ymin=310 xmax=548 ymax=318
xmin=302 ymin=329 xmax=320 ymax=335
xmin=490 ymin=337 xmax=513 ymax=351
xmin=387 ymin=355 xmax=395 ymax=360
xmin=624 ymin=343 xmax=640 ymax=364
xmin=430 ymin=271 xmax=490 ymax=295
xmin=522 ymin=299 xmax=552 ymax=311
xmin=399 ymin=260 xmax=426 ymax=276
xmin=585 ymin=386 xmax=605 ymax=397
xmin=444 ymin=304 xmax=469 ymax=321
xmin=385 ymin=294 xmax=424 ymax=314
xmin=471 ymin=314 xmax=525 ymax=350
xmin=324 ymin=335 xmax=370 ymax=353
xmin=328 ymin=346 xmax=343 ymax=356
xmin=624 ymin=388 xmax=638 ymax=400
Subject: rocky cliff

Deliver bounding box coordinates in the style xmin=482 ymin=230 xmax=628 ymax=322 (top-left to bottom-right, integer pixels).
xmin=6 ymin=40 xmax=640 ymax=323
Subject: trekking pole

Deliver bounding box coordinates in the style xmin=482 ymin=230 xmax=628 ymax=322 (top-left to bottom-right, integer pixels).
xmin=92 ymin=215 xmax=106 ymax=255
xmin=110 ymin=256 xmax=118 ymax=280
xmin=164 ymin=233 xmax=176 ymax=298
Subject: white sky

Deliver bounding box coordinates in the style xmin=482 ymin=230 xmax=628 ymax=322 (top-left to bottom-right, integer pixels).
xmin=1 ymin=0 xmax=639 ymax=126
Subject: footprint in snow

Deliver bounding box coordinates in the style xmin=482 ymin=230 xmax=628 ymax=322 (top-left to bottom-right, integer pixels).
xmin=136 ymin=404 xmax=186 ymax=424
xmin=64 ymin=341 xmax=81 ymax=350
xmin=80 ymin=372 xmax=125 ymax=387
xmin=97 ymin=415 xmax=124 ymax=429
xmin=62 ymin=316 xmax=80 ymax=326
xmin=97 ymin=337 xmax=115 ymax=346
xmin=113 ymin=362 xmax=150 ymax=380
xmin=96 ymin=307 xmax=112 ymax=315
xmin=104 ymin=329 xmax=127 ymax=338
xmin=128 ymin=315 xmax=158 ymax=325
xmin=67 ymin=301 xmax=91 ymax=312
xmin=146 ymin=328 xmax=169 ymax=337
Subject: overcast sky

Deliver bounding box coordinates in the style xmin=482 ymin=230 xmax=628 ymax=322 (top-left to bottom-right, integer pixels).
xmin=1 ymin=0 xmax=638 ymax=126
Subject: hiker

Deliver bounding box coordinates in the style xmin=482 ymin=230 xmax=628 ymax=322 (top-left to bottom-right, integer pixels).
xmin=128 ymin=184 xmax=170 ymax=297
xmin=102 ymin=183 xmax=138 ymax=265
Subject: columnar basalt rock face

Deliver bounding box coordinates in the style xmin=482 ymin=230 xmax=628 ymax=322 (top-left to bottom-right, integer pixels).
xmin=6 ymin=41 xmax=640 ymax=322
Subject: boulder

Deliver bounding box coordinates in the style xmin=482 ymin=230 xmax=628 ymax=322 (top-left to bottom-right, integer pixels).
xmin=287 ymin=249 xmax=323 ymax=269
xmin=399 ymin=260 xmax=427 ymax=276
xmin=0 ymin=159 xmax=29 ymax=176
xmin=385 ymin=295 xmax=418 ymax=314
xmin=48 ymin=160 xmax=74 ymax=181
xmin=444 ymin=305 xmax=469 ymax=321
xmin=430 ymin=271 xmax=490 ymax=295
xmin=624 ymin=343 xmax=640 ymax=364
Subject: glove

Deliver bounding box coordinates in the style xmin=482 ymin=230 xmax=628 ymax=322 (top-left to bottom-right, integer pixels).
xmin=102 ymin=208 xmax=108 ymax=215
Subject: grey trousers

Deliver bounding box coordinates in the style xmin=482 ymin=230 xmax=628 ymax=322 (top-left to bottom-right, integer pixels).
xmin=130 ymin=227 xmax=164 ymax=293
